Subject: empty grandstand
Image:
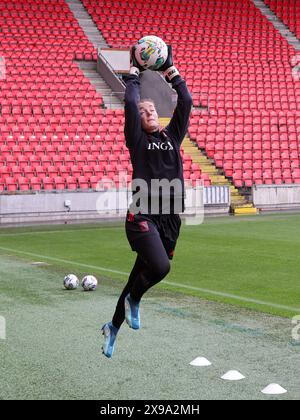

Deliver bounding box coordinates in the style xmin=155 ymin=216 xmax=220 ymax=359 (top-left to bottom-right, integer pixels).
xmin=1 ymin=0 xmax=300 ymax=221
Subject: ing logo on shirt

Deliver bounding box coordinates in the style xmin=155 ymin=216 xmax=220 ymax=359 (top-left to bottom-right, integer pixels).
xmin=147 ymin=141 xmax=174 ymax=151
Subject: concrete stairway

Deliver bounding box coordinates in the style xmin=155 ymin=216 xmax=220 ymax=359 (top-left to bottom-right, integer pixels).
xmin=66 ymin=0 xmax=108 ymax=49
xmin=182 ymin=137 xmax=257 ymax=215
xmin=76 ymin=61 xmax=124 ymax=109
xmin=66 ymin=0 xmax=124 ymax=109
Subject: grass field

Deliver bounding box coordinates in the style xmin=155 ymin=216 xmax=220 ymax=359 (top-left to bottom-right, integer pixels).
xmin=0 ymin=213 xmax=299 ymax=399
xmin=0 ymin=213 xmax=300 ymax=317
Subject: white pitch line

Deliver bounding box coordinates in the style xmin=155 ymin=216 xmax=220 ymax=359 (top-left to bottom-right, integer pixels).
xmin=0 ymin=245 xmax=299 ymax=313
xmin=0 ymin=246 xmax=128 ymax=276
xmin=0 ymin=226 xmax=121 ymax=237
xmin=162 ymin=281 xmax=300 ymax=313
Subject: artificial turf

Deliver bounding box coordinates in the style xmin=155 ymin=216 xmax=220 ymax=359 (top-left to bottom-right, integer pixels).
xmin=0 ymin=213 xmax=299 ymax=318
xmin=0 ymin=214 xmax=300 ymax=400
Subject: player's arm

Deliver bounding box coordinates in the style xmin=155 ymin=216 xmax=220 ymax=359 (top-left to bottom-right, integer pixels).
xmin=124 ymin=48 xmax=144 ymax=148
xmin=158 ymin=47 xmax=193 ymax=145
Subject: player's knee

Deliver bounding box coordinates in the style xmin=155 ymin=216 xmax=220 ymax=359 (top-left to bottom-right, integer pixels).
xmin=155 ymin=260 xmax=170 ymax=280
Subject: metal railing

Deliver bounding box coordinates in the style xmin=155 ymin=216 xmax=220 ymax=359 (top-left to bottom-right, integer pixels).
xmin=105 ymin=92 xmax=125 ymax=109
xmin=97 ymin=48 xmax=126 ymax=88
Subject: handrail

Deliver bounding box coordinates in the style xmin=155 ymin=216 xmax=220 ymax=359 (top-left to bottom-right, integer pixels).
xmin=106 ymin=92 xmax=125 ymax=109
xmin=97 ymin=48 xmax=126 ymax=88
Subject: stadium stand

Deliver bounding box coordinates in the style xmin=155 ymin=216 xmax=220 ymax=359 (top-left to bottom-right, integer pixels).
xmin=0 ymin=0 xmax=104 ymax=192
xmin=1 ymin=0 xmax=300 ymax=195
xmin=0 ymin=0 xmax=206 ymax=192
xmin=0 ymin=1 xmax=119 ymax=191
xmin=263 ymin=0 xmax=300 ymax=40
xmin=82 ymin=0 xmax=300 ymax=189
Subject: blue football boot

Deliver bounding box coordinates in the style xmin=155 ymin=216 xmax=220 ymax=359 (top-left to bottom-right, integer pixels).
xmin=124 ymin=294 xmax=140 ymax=330
xmin=101 ymin=322 xmax=118 ymax=358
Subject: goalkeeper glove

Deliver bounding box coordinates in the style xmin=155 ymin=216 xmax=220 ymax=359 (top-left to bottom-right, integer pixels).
xmin=154 ymin=45 xmax=180 ymax=82
xmin=129 ymin=46 xmax=145 ymax=76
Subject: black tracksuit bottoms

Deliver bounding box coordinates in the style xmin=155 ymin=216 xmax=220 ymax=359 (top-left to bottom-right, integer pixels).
xmin=112 ymin=212 xmax=181 ymax=329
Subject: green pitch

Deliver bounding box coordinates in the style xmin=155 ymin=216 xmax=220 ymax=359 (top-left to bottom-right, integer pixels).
xmin=0 ymin=214 xmax=299 ymax=399
xmin=0 ymin=213 xmax=299 ymax=317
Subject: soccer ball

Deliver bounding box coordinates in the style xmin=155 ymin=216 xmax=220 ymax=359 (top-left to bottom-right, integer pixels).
xmin=63 ymin=274 xmax=79 ymax=290
xmin=134 ymin=35 xmax=168 ymax=70
xmin=82 ymin=275 xmax=98 ymax=291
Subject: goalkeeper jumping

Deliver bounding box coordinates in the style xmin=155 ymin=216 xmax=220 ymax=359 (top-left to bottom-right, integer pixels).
xmin=102 ymin=44 xmax=193 ymax=358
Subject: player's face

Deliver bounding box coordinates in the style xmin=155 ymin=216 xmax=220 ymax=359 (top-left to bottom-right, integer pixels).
xmin=138 ymin=102 xmax=159 ymax=133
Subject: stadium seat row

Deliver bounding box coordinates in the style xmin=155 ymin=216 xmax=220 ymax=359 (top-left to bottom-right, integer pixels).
xmin=264 ymin=0 xmax=300 ymax=40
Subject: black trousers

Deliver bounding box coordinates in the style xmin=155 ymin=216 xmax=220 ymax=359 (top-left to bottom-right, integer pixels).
xmin=112 ymin=213 xmax=181 ymax=329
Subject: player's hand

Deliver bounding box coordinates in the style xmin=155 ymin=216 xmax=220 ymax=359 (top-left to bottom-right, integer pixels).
xmin=157 ymin=45 xmax=180 ymax=82
xmin=158 ymin=45 xmax=174 ymax=72
xmin=129 ymin=46 xmax=145 ymax=76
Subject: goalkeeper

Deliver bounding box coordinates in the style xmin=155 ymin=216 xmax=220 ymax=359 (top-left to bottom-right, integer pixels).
xmin=102 ymin=45 xmax=192 ymax=358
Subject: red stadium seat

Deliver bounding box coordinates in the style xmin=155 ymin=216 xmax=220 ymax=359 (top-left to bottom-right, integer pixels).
xmin=78 ymin=175 xmax=90 ymax=190
xmin=30 ymin=177 xmax=42 ymax=191
xmin=66 ymin=176 xmax=77 ymax=190
xmin=54 ymin=176 xmax=66 ymax=190
xmin=18 ymin=177 xmax=30 ymax=191
xmin=5 ymin=177 xmax=18 ymax=192
xmin=43 ymin=177 xmax=55 ymax=191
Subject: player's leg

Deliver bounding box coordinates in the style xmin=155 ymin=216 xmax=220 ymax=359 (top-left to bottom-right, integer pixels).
xmin=102 ymin=255 xmax=147 ymax=358
xmin=112 ymin=255 xmax=145 ymax=329
xmin=101 ymin=321 xmax=119 ymax=359
xmin=130 ymin=233 xmax=171 ymax=299
xmin=102 ymin=216 xmax=172 ymax=357
xmin=124 ymin=230 xmax=171 ymax=330
xmin=111 ymin=229 xmax=170 ymax=330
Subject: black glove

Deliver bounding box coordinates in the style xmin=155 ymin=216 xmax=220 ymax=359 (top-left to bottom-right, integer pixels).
xmin=129 ymin=46 xmax=145 ymax=75
xmin=158 ymin=45 xmax=174 ymax=72
xmin=155 ymin=45 xmax=180 ymax=82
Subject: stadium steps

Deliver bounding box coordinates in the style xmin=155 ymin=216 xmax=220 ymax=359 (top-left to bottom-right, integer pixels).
xmin=66 ymin=0 xmax=108 ymax=49
xmin=160 ymin=119 xmax=256 ymax=215
xmin=67 ymin=0 xmax=125 ymax=111
xmin=183 ymin=138 xmax=257 ymax=215
xmin=184 ymin=138 xmax=257 ymax=215
xmin=251 ymin=0 xmax=300 ymax=50
xmin=77 ymin=61 xmax=124 ymax=109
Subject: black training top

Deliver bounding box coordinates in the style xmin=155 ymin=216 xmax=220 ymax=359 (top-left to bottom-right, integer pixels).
xmin=124 ymin=74 xmax=193 ymax=215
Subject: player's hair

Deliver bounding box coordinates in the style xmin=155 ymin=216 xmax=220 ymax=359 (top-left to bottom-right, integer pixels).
xmin=138 ymin=98 xmax=157 ymax=108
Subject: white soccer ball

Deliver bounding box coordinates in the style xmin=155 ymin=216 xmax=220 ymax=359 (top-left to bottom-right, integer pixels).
xmin=63 ymin=274 xmax=79 ymax=290
xmin=82 ymin=275 xmax=98 ymax=291
xmin=134 ymin=35 xmax=168 ymax=70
